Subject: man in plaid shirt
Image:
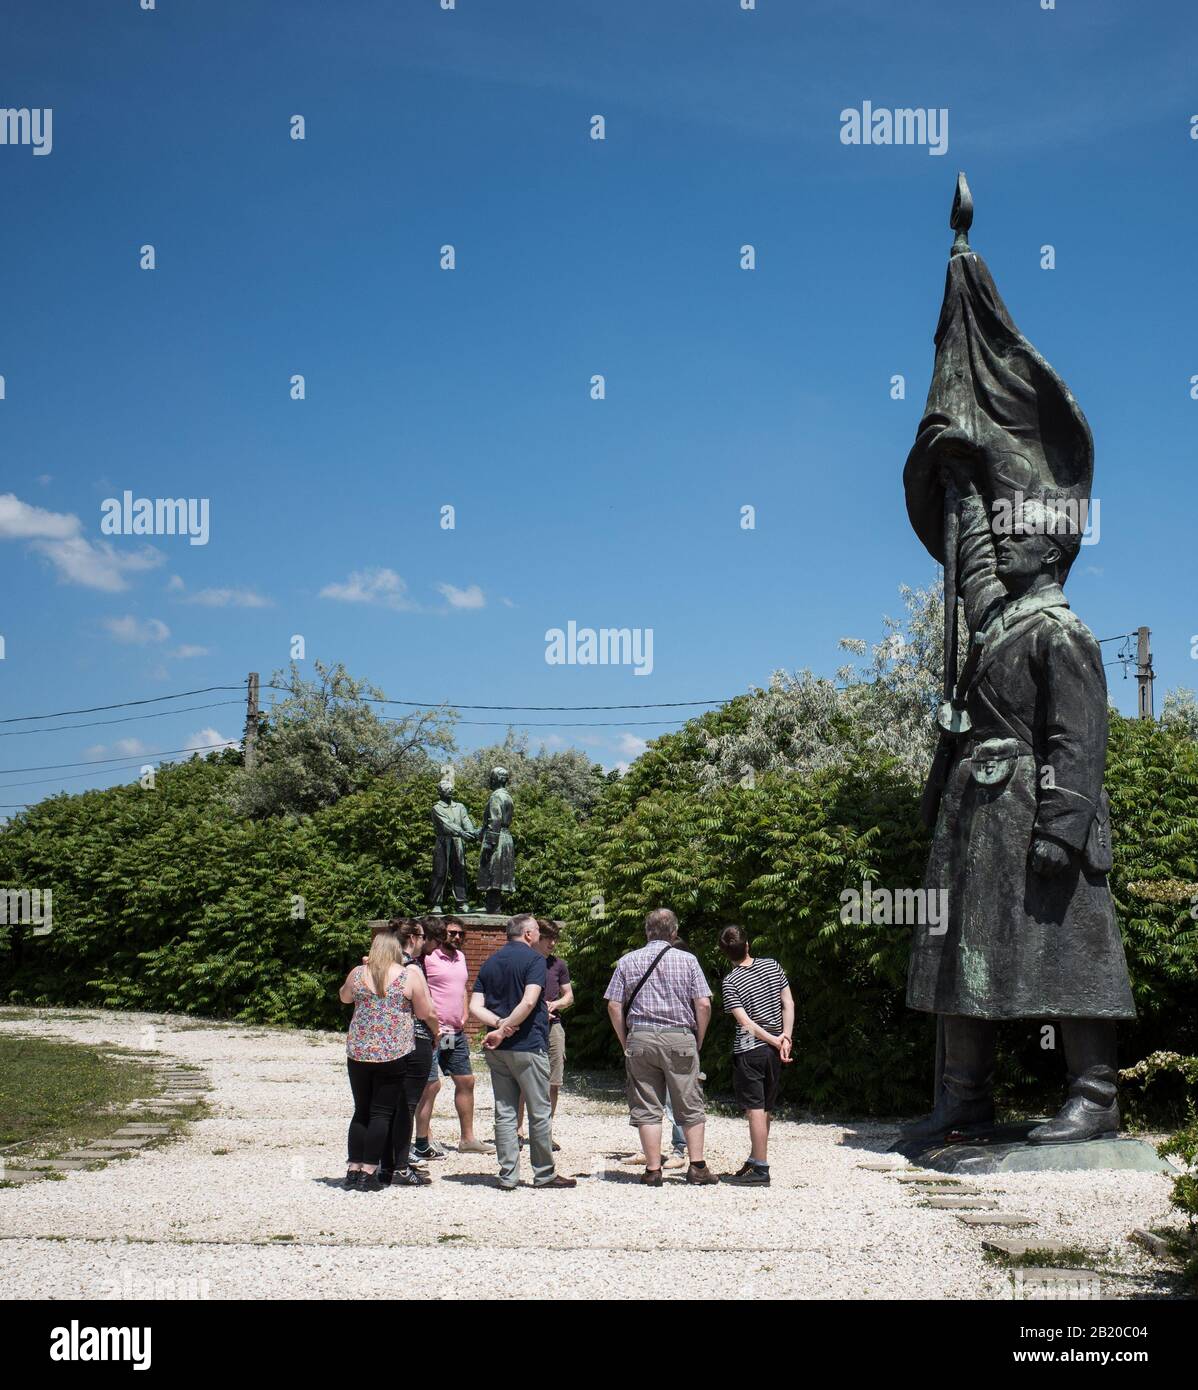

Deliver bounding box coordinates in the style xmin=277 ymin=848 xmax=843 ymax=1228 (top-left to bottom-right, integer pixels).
xmin=604 ymin=908 xmax=718 ymax=1187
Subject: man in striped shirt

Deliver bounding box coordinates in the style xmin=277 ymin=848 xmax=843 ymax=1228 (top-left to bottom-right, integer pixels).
xmin=719 ymin=924 xmax=794 ymax=1187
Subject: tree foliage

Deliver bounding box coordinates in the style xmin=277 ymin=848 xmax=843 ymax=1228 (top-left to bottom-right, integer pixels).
xmin=448 ymin=730 xmax=610 ymax=816
xmin=697 ymin=583 xmax=944 ymax=788
xmin=0 ymin=754 xmax=583 ymax=1030
xmin=2 ymin=631 xmax=1196 ymax=1119
xmin=227 ymin=660 xmax=455 ymax=818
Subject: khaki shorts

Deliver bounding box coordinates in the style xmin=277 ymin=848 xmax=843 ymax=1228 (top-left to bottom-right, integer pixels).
xmin=548 ymin=1023 xmax=566 ymax=1087
xmin=624 ymin=1028 xmax=705 ymax=1128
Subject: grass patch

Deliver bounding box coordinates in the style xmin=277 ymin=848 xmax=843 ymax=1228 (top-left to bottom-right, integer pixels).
xmin=0 ymin=1034 xmax=162 ymax=1157
xmin=985 ymin=1246 xmax=1095 ymax=1270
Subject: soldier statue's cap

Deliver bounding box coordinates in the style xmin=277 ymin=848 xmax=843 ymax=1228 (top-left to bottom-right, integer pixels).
xmin=903 ymin=173 xmax=1093 ymax=583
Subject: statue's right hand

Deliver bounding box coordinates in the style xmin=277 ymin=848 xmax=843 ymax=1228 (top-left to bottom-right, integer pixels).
xmin=1030 ymin=836 xmax=1071 ymax=876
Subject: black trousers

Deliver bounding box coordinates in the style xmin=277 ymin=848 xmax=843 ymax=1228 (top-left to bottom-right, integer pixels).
xmin=387 ymin=1035 xmax=434 ymax=1172
xmin=429 ymin=838 xmax=468 ymax=908
xmin=346 ymin=1057 xmax=407 ymax=1167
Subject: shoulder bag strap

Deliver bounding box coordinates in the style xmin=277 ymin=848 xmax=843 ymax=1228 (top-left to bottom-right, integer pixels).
xmin=622 ymin=944 xmax=673 ymax=1024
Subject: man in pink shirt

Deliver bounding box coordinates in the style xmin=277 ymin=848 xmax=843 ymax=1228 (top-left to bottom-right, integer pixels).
xmin=412 ymin=918 xmax=490 ymax=1157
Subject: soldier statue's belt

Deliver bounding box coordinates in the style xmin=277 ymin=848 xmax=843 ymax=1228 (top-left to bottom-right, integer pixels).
xmin=962 ymin=736 xmax=1030 ymax=786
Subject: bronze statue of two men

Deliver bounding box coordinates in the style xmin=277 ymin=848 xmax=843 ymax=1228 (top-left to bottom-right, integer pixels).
xmin=901 ymin=175 xmax=1135 ymax=1147
xmin=427 ymin=768 xmax=516 ymax=916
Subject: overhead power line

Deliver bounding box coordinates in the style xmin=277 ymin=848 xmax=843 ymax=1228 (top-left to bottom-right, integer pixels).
xmin=0 ymin=741 xmax=240 ymax=792
xmin=264 ymin=682 xmax=729 ymax=712
xmin=450 ymin=719 xmax=690 ymax=729
xmin=0 ymin=700 xmax=245 ymax=740
xmin=0 ymin=740 xmax=247 ymax=776
xmin=0 ymin=685 xmax=247 ymax=726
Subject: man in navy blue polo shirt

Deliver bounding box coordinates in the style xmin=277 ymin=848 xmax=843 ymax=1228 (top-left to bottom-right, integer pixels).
xmin=470 ymin=914 xmax=576 ymax=1190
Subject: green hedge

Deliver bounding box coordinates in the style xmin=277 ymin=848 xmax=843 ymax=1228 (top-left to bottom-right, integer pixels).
xmin=562 ymin=714 xmax=1198 ymax=1115
xmin=2 ymin=712 xmax=1195 ymax=1116
xmin=0 ymin=755 xmax=583 ymax=1030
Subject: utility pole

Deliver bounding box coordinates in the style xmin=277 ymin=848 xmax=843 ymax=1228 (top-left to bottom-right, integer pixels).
xmin=244 ymin=672 xmax=260 ymax=769
xmin=1135 ymin=627 xmax=1154 ymax=720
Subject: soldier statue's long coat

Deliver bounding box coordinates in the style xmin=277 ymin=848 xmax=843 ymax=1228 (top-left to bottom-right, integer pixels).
xmin=476 ymin=786 xmax=515 ymax=894
xmin=906 ymin=493 xmax=1135 ymax=1021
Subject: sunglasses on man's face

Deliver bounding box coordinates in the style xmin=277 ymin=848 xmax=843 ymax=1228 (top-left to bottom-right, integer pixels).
xmin=446 ymin=931 xmax=464 ymax=939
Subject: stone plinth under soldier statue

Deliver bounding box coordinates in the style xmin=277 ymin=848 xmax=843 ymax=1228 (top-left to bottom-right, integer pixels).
xmin=428 ymin=779 xmax=478 ymax=914
xmin=476 ymin=766 xmax=515 ymax=916
xmin=901 ymin=175 xmax=1135 ymax=1147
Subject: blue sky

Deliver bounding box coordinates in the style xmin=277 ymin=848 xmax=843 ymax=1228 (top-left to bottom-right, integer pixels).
xmin=2 ymin=0 xmax=1195 ymax=809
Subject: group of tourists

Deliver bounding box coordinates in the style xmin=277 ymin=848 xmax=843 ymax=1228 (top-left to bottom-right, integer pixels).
xmin=339 ymin=907 xmax=794 ymax=1191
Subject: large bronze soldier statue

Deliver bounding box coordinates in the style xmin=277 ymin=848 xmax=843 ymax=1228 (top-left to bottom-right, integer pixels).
xmin=428 ymin=779 xmax=478 ymax=913
xmin=901 ymin=176 xmax=1135 ymax=1146
xmin=476 ymin=767 xmax=515 ymax=915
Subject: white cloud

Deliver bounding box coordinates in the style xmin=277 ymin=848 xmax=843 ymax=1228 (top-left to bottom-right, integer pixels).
xmin=0 ymin=493 xmax=163 ymax=592
xmin=501 ymin=596 xmax=515 ymax=608
xmin=85 ymin=737 xmax=154 ymax=759
xmin=183 ymin=727 xmax=234 ymax=753
xmin=184 ymin=587 xmax=272 ymax=608
xmin=167 ymin=574 xmax=185 ymax=591
xmin=172 ymin=644 xmax=209 ymax=659
xmin=102 ymin=615 xmax=170 ymax=645
xmin=320 ymin=567 xmax=417 ymax=611
xmin=0 ymin=493 xmax=78 ymax=540
xmin=616 ymin=732 xmax=648 ymax=759
xmin=32 ymin=536 xmax=162 ymax=592
xmin=437 ymin=582 xmax=485 ymax=610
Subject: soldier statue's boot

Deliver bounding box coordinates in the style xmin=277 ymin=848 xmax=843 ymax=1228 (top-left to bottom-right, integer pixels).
xmin=901 ymin=1014 xmax=996 ymax=1143
xmin=901 ymin=1091 xmax=994 ymax=1144
xmin=1027 ymin=1019 xmax=1119 ymax=1144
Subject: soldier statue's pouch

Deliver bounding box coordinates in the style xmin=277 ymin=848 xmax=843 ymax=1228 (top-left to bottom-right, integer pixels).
xmin=969 ymin=737 xmax=1021 ymax=787
xmin=1082 ymin=788 xmax=1113 ymax=874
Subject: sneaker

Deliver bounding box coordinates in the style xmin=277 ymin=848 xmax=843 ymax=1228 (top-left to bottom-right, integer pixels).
xmin=662 ymin=1153 xmax=687 ymax=1170
xmin=495 ymin=1178 xmax=519 ymax=1191
xmin=354 ymin=1171 xmax=387 ymax=1192
xmin=342 ymin=1169 xmax=358 ymax=1190
xmin=412 ymin=1140 xmax=446 ymax=1161
xmin=457 ymin=1139 xmax=490 ymax=1154
xmin=377 ymin=1169 xmax=394 ymax=1187
xmin=534 ymin=1174 xmax=577 ymax=1189
xmin=391 ymin=1167 xmax=430 ymax=1187
xmin=723 ymin=1164 xmax=770 ymax=1187
xmin=685 ymin=1163 xmax=720 ymax=1186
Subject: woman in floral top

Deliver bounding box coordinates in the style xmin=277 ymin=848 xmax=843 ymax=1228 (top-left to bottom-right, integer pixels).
xmin=338 ymin=928 xmax=438 ymax=1191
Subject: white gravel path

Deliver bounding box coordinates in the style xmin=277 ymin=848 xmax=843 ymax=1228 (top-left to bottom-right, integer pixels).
xmin=0 ymin=1008 xmax=1184 ymax=1300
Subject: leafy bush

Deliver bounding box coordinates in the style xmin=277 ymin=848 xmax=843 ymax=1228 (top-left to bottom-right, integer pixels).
xmin=563 ymin=710 xmax=1198 ymax=1116
xmin=2 ymin=648 xmax=1196 ymax=1121
xmin=0 ymin=754 xmax=583 ymax=1030
xmin=227 ymin=660 xmax=454 ymax=818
